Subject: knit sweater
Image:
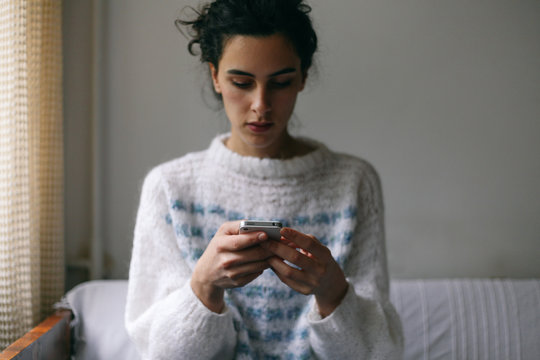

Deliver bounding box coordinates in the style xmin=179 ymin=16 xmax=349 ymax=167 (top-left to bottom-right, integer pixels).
xmin=125 ymin=133 xmax=403 ymax=360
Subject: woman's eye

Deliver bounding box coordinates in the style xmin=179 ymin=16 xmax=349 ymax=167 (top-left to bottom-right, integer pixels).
xmin=271 ymin=80 xmax=292 ymax=89
xmin=232 ymin=81 xmax=252 ymax=89
xmin=230 ymin=79 xmax=292 ymax=90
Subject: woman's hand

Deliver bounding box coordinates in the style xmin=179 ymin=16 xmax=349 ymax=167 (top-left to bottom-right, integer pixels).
xmin=261 ymin=227 xmax=349 ymax=318
xmin=191 ymin=221 xmax=273 ymax=313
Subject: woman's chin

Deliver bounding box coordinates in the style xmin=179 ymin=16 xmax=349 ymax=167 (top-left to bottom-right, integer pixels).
xmin=236 ymin=133 xmax=285 ymax=157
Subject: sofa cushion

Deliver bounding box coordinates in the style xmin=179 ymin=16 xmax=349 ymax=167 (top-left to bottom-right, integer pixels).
xmin=390 ymin=279 xmax=540 ymax=360
xmin=65 ymin=279 xmax=540 ymax=359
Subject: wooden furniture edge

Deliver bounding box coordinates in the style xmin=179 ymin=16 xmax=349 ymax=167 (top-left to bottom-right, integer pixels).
xmin=0 ymin=310 xmax=72 ymax=360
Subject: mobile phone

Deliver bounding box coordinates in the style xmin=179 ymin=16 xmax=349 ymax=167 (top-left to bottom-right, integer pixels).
xmin=239 ymin=220 xmax=282 ymax=241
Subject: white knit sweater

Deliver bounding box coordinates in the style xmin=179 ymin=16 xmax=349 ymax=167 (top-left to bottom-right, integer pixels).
xmin=125 ymin=134 xmax=403 ymax=360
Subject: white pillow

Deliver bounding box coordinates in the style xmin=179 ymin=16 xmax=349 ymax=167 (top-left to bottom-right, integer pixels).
xmin=66 ymin=280 xmax=140 ymax=360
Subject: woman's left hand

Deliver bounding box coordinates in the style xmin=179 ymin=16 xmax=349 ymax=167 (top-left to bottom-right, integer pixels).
xmin=261 ymin=227 xmax=349 ymax=318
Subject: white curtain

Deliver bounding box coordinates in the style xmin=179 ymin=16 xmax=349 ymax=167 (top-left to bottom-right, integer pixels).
xmin=0 ymin=0 xmax=64 ymax=349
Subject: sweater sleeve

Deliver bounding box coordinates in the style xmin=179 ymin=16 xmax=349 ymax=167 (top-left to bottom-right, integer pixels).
xmin=125 ymin=167 xmax=236 ymax=360
xmin=307 ymin=163 xmax=404 ymax=359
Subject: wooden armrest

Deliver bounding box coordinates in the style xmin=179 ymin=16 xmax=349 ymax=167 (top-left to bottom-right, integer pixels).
xmin=0 ymin=310 xmax=72 ymax=360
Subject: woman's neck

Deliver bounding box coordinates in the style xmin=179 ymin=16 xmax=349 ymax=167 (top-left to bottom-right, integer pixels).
xmin=225 ymin=132 xmax=314 ymax=159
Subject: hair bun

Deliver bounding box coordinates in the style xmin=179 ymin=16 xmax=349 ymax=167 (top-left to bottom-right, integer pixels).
xmin=176 ymin=0 xmax=317 ymax=98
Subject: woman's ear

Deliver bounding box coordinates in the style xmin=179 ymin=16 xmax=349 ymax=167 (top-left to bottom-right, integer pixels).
xmin=209 ymin=63 xmax=222 ymax=94
xmin=299 ymin=70 xmax=308 ymax=91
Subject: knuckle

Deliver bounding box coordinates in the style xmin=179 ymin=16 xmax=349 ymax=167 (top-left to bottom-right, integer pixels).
xmin=215 ymin=241 xmax=227 ymax=253
xmin=282 ymin=266 xmax=295 ymax=278
xmin=225 ymin=269 xmax=238 ymax=281
xmin=248 ymin=234 xmax=260 ymax=246
xmin=231 ymin=237 xmax=242 ymax=250
xmin=289 ymin=251 xmax=302 ymax=264
xmin=299 ymin=287 xmax=313 ymax=296
xmin=316 ymin=263 xmax=328 ymax=277
xmin=218 ymin=223 xmax=229 ymax=233
xmin=311 ymin=277 xmax=321 ymax=289
xmin=221 ymin=253 xmax=239 ymax=269
xmin=221 ymin=258 xmax=235 ymax=269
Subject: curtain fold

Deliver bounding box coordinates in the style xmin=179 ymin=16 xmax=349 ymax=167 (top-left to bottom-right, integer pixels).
xmin=0 ymin=0 xmax=64 ymax=349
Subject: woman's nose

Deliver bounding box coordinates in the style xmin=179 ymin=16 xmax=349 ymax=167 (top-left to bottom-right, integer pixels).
xmin=251 ymin=87 xmax=271 ymax=118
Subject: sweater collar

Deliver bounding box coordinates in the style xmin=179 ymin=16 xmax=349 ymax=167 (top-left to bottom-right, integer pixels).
xmin=206 ymin=133 xmax=332 ymax=179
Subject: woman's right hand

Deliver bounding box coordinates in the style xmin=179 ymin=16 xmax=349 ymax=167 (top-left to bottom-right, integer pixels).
xmin=190 ymin=220 xmax=272 ymax=313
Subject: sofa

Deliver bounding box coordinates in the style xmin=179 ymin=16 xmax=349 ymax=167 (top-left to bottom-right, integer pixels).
xmin=2 ymin=278 xmax=539 ymax=359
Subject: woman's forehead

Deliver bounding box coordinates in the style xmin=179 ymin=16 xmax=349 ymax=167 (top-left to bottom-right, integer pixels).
xmin=219 ymin=34 xmax=301 ymax=75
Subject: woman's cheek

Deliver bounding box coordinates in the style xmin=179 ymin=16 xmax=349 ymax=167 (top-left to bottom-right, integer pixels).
xmin=277 ymin=92 xmax=299 ymax=112
xmin=222 ymin=88 xmax=247 ymax=105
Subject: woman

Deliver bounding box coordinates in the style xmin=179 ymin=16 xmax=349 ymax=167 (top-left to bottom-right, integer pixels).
xmin=125 ymin=0 xmax=403 ymax=359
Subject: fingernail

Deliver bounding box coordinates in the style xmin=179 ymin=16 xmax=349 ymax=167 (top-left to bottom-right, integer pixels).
xmin=258 ymin=232 xmax=267 ymax=241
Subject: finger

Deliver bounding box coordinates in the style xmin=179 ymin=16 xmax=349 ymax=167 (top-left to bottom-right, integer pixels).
xmin=231 ymin=271 xmax=264 ymax=287
xmin=218 ymin=220 xmax=244 ymax=235
xmin=280 ymin=228 xmax=330 ymax=259
xmin=226 ymin=261 xmax=270 ymax=282
xmin=298 ymin=248 xmax=315 ymax=259
xmin=222 ymin=245 xmax=273 ymax=268
xmin=228 ymin=232 xmax=268 ymax=251
xmin=261 ymin=240 xmax=316 ymax=272
xmin=280 ymin=236 xmax=298 ymax=248
xmin=219 ymin=220 xmax=271 ymax=237
xmin=217 ymin=231 xmax=268 ymax=252
xmin=267 ymin=255 xmax=320 ymax=288
xmin=278 ymin=236 xmax=314 ymax=257
xmin=267 ymin=257 xmax=315 ymax=295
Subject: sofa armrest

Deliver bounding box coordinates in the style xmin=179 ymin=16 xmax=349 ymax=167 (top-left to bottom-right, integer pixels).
xmin=0 ymin=310 xmax=71 ymax=360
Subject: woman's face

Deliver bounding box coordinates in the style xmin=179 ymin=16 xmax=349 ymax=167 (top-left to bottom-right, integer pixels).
xmin=209 ymin=34 xmax=306 ymax=158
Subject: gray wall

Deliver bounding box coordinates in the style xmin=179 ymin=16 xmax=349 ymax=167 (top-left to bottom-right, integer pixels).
xmin=64 ymin=0 xmax=93 ymax=285
xmin=64 ymin=0 xmax=540 ymax=282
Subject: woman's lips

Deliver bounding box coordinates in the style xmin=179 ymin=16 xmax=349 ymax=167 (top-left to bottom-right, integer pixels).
xmin=247 ymin=122 xmax=273 ymax=133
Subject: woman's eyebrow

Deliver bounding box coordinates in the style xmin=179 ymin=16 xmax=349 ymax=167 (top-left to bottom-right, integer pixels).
xmin=268 ymin=68 xmax=296 ymax=77
xmin=226 ymin=67 xmax=297 ymax=77
xmin=226 ymin=69 xmax=254 ymax=76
